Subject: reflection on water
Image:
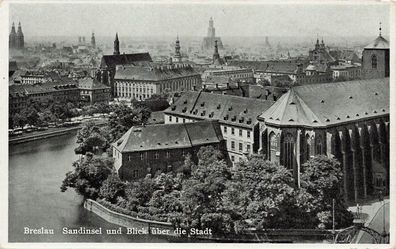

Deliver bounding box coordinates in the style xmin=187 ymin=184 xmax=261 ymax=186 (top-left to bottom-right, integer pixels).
xmin=9 ymin=133 xmax=166 ymax=243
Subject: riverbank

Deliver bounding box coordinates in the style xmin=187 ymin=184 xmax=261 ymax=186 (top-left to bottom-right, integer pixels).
xmin=9 ymin=118 xmax=107 ymax=145
xmin=9 ymin=126 xmax=81 ymax=145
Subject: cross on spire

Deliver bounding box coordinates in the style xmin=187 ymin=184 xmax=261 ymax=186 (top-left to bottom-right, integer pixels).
xmin=379 ymin=22 xmax=382 ymax=36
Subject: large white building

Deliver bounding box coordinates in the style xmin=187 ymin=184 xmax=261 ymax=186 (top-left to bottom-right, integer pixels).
xmin=113 ymin=63 xmax=202 ymax=101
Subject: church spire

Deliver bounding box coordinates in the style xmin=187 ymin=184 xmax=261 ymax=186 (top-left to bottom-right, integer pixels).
xmin=174 ymin=35 xmax=182 ymax=62
xmin=113 ymin=32 xmax=120 ymax=55
xmin=213 ymin=40 xmax=221 ymax=64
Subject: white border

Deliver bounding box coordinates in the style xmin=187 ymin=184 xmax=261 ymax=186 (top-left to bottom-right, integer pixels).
xmin=0 ymin=1 xmax=394 ymax=249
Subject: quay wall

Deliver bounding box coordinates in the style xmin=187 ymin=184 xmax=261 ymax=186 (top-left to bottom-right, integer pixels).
xmin=84 ymin=199 xmax=175 ymax=235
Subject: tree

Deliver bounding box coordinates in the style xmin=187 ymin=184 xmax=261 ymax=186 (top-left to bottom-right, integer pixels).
xmin=124 ymin=176 xmax=156 ymax=210
xmin=99 ymin=173 xmax=126 ymax=203
xmin=75 ymin=122 xmax=109 ymax=155
xmin=224 ymin=154 xmax=296 ymax=230
xmin=299 ymin=155 xmax=353 ymax=229
xmin=179 ymin=146 xmax=232 ymax=235
xmin=60 ymin=154 xmax=113 ymax=199
xmin=107 ymin=104 xmax=151 ymax=142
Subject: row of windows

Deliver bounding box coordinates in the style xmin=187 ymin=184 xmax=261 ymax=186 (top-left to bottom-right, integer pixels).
xmin=125 ymin=150 xmax=187 ymax=161
xmin=224 ymin=126 xmax=251 ymax=138
xmin=229 ymin=140 xmax=251 ymax=153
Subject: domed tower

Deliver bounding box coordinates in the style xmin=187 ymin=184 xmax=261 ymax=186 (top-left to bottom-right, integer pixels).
xmin=362 ymin=23 xmax=390 ymax=79
xmin=9 ymin=22 xmax=16 ymax=49
xmin=113 ymin=33 xmax=120 ymax=55
xmin=16 ymin=22 xmax=24 ymax=49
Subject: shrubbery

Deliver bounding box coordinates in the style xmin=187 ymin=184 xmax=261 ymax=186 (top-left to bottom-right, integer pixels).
xmin=62 ymin=144 xmax=353 ymax=236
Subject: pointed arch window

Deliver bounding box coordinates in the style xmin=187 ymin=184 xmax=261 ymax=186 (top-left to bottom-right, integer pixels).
xmin=269 ymin=132 xmax=280 ymax=161
xmin=371 ymin=54 xmax=377 ymax=69
xmin=316 ymin=134 xmax=323 ymax=155
xmin=284 ymin=133 xmax=295 ymax=169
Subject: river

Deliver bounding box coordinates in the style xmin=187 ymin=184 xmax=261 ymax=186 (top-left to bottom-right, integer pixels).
xmin=9 ymin=132 xmax=166 ymax=243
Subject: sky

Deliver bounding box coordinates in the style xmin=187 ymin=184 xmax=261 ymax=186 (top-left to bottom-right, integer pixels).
xmin=9 ymin=1 xmax=390 ymax=38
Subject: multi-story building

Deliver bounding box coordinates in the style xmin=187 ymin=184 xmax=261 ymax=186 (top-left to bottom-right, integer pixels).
xmin=112 ymin=121 xmax=225 ymax=180
xmin=9 ymin=80 xmax=80 ymax=113
xmin=258 ymin=78 xmax=389 ymax=203
xmin=78 ymin=77 xmax=111 ymax=105
xmin=113 ymin=63 xmax=202 ymax=101
xmin=19 ymin=71 xmax=61 ymax=85
xmin=331 ymin=63 xmax=362 ymax=81
xmin=202 ymin=66 xmax=254 ymax=83
xmin=163 ymin=91 xmax=275 ymax=165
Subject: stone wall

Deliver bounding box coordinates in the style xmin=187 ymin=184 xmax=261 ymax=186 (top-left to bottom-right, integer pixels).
xmin=84 ymin=199 xmax=175 ymax=234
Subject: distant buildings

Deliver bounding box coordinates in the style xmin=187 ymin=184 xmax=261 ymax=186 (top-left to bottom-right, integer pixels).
xmin=113 ymin=63 xmax=201 ymax=101
xmin=202 ymin=17 xmax=224 ymax=52
xmin=361 ymin=26 xmax=389 ymax=79
xmin=9 ymin=22 xmax=24 ymax=50
xmin=78 ymin=77 xmax=111 ymax=105
xmin=164 ymin=91 xmax=275 ymax=165
xmin=202 ymin=67 xmax=254 ymax=83
xmin=112 ymin=121 xmax=226 ymax=180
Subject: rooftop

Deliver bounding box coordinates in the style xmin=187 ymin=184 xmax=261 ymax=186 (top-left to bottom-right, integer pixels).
xmin=164 ymin=91 xmax=275 ymax=128
xmin=100 ymin=52 xmax=153 ymax=69
xmin=259 ymin=78 xmax=389 ymax=128
xmin=78 ymin=77 xmax=110 ymax=90
xmin=114 ymin=63 xmax=199 ymax=81
xmin=364 ymin=35 xmax=389 ymax=50
xmin=113 ymin=120 xmax=223 ymax=152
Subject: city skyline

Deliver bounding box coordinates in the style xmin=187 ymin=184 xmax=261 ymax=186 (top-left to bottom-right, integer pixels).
xmin=10 ymin=2 xmax=389 ymax=38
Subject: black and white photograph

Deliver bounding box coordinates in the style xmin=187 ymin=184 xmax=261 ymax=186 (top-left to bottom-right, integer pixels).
xmin=1 ymin=0 xmax=394 ymax=247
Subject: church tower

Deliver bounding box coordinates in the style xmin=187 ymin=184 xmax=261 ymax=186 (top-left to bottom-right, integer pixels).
xmin=362 ymin=23 xmax=390 ymax=79
xmin=91 ymin=32 xmax=96 ymax=48
xmin=9 ymin=22 xmax=16 ymax=49
xmin=113 ymin=33 xmax=120 ymax=55
xmin=213 ymin=40 xmax=222 ymax=65
xmin=16 ymin=22 xmax=24 ymax=49
xmin=207 ymin=17 xmax=215 ymax=38
xmin=174 ymin=35 xmax=182 ymax=62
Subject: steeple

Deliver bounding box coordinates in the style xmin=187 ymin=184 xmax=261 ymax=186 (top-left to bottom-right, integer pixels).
xmin=174 ymin=35 xmax=182 ymax=62
xmin=16 ymin=22 xmax=24 ymax=49
xmin=320 ymin=37 xmax=325 ymax=49
xmin=9 ymin=22 xmax=16 ymax=49
xmin=315 ymin=34 xmax=320 ymax=49
xmin=91 ymin=31 xmax=96 ymax=48
xmin=213 ymin=40 xmax=221 ymax=64
xmin=114 ymin=32 xmax=120 ymax=55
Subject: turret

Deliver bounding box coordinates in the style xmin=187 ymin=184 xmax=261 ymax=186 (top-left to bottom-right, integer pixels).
xmin=114 ymin=33 xmax=120 ymax=55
